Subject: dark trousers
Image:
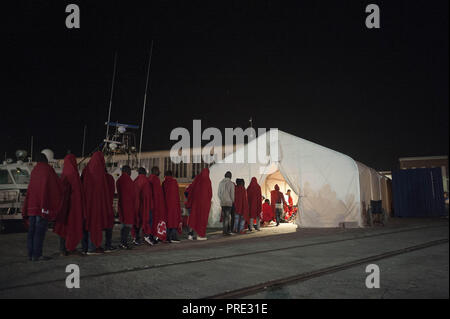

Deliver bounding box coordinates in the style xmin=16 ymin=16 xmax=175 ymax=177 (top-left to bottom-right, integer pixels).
xmin=81 ymin=228 xmax=112 ymax=252
xmin=250 ymin=217 xmax=260 ymax=230
xmin=230 ymin=205 xmax=236 ymax=230
xmin=104 ymin=228 xmax=113 ymax=249
xmin=275 ymin=208 xmax=283 ymax=225
xmin=133 ymin=226 xmax=142 ymax=242
xmin=167 ymin=228 xmax=178 ymax=241
xmin=120 ymin=224 xmax=132 ymax=245
xmin=81 ymin=230 xmax=96 ymax=253
xmin=27 ymin=216 xmax=48 ymax=260
xmin=59 ymin=236 xmax=66 ymax=253
xmin=221 ymin=206 xmax=232 ymax=234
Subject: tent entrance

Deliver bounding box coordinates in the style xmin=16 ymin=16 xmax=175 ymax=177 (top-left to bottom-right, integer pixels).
xmin=261 ymin=170 xmax=299 ymax=206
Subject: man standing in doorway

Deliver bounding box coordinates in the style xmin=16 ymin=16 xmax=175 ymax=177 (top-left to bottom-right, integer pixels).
xmin=271 ymin=184 xmax=287 ymax=226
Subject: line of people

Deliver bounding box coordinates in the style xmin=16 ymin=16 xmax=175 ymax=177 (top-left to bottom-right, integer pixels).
xmin=22 ymin=151 xmax=213 ymax=261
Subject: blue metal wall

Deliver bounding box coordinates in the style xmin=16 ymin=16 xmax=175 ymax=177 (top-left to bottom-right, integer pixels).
xmin=392 ymin=168 xmax=446 ymax=217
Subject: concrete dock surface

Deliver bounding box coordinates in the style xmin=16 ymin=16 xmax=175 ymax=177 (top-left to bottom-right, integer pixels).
xmin=0 ymin=218 xmax=448 ymax=298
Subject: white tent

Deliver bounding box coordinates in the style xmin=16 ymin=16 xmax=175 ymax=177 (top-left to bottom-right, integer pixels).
xmin=207 ymin=130 xmax=390 ymax=228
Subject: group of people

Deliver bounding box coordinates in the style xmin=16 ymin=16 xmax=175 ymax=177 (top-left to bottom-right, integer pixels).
xmin=22 ymin=151 xmax=298 ymax=262
xmin=218 ymin=171 xmax=297 ymax=235
xmin=22 ymin=151 xmax=213 ymax=261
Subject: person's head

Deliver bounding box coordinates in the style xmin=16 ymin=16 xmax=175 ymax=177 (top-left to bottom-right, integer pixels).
xmin=225 ymin=171 xmax=232 ymax=179
xmin=165 ymin=170 xmax=173 ymax=177
xmin=274 ymin=184 xmax=280 ymax=191
xmin=37 ymin=153 xmax=48 ymax=163
xmin=287 ymin=189 xmax=291 ymax=194
xmin=151 ymin=166 xmax=160 ymax=176
xmin=264 ymin=199 xmax=270 ymax=204
xmin=121 ymin=165 xmax=131 ymax=176
xmin=138 ymin=167 xmax=147 ymax=175
xmin=236 ymin=178 xmax=245 ymax=187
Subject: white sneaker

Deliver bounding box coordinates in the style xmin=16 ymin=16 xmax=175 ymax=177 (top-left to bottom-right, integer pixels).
xmin=144 ymin=236 xmax=154 ymax=246
xmin=196 ymin=236 xmax=207 ymax=241
xmin=188 ymin=235 xmax=194 ymax=240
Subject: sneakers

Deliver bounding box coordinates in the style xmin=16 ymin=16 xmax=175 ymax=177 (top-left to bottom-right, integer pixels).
xmin=188 ymin=234 xmax=194 ymax=240
xmin=118 ymin=244 xmax=132 ymax=250
xmin=132 ymin=239 xmax=142 ymax=246
xmin=144 ymin=236 xmax=154 ymax=246
xmin=104 ymin=246 xmax=117 ymax=253
xmin=32 ymin=256 xmax=52 ymax=261
xmin=171 ymin=239 xmax=181 ymax=243
xmin=67 ymin=250 xmax=84 ymax=256
xmin=87 ymin=248 xmax=105 ymax=255
xmin=196 ymin=236 xmax=207 ymax=241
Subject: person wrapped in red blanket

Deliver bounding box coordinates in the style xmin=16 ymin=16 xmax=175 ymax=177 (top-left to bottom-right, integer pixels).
xmin=162 ymin=170 xmax=182 ymax=243
xmin=234 ymin=178 xmax=249 ymax=234
xmin=270 ymin=184 xmax=287 ymax=226
xmin=116 ymin=165 xmax=138 ymax=249
xmin=104 ymin=170 xmax=116 ymax=251
xmin=134 ymin=167 xmax=154 ymax=246
xmin=261 ymin=199 xmax=274 ymax=227
xmin=247 ymin=177 xmax=262 ymax=231
xmin=23 ymin=153 xmax=63 ymax=261
xmin=81 ymin=151 xmax=114 ymax=254
xmin=148 ymin=166 xmax=167 ymax=242
xmin=186 ymin=168 xmax=212 ymax=240
xmin=53 ymin=154 xmax=84 ymax=256
xmin=284 ymin=189 xmax=294 ymax=221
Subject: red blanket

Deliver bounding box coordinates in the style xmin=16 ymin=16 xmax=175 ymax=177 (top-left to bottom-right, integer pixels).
xmin=54 ymin=154 xmax=84 ymax=251
xmin=148 ymin=174 xmax=167 ymax=241
xmin=186 ymin=168 xmax=212 ymax=237
xmin=234 ymin=185 xmax=249 ymax=222
xmin=82 ymin=151 xmax=113 ymax=247
xmin=116 ymin=173 xmax=138 ymax=225
xmin=134 ymin=174 xmax=153 ymax=235
xmin=105 ymin=173 xmax=116 ymax=228
xmin=270 ymin=184 xmax=286 ymax=213
xmin=247 ymin=177 xmax=262 ymax=219
xmin=163 ymin=176 xmax=182 ymax=232
xmin=22 ymin=162 xmax=63 ymax=221
xmin=261 ymin=202 xmax=274 ymax=222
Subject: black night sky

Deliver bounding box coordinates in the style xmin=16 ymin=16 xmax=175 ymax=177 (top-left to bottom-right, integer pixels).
xmin=1 ymin=1 xmax=448 ymax=171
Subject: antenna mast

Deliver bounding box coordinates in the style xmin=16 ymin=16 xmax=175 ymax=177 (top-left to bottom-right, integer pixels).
xmin=105 ymin=52 xmax=118 ymax=142
xmin=81 ymin=124 xmax=87 ymax=157
xmin=138 ymin=40 xmax=154 ymax=166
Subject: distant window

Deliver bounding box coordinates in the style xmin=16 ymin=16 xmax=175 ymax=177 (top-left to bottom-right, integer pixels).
xmin=10 ymin=168 xmax=30 ymax=184
xmin=0 ymin=169 xmax=14 ymax=184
